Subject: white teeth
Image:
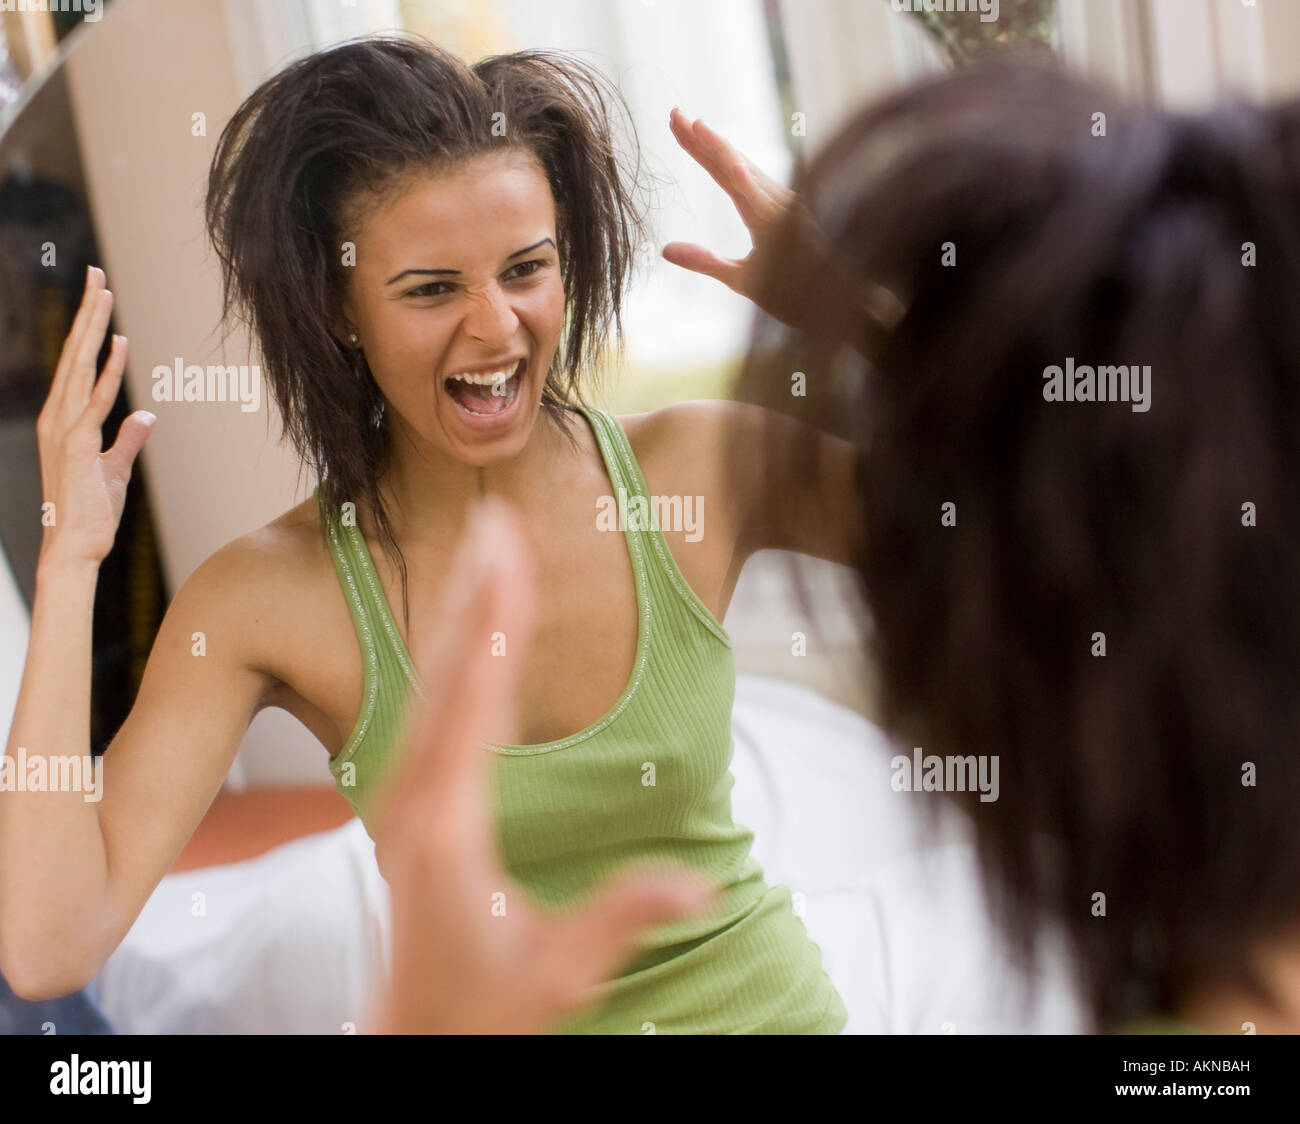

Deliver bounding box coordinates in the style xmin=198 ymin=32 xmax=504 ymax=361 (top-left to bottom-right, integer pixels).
xmin=448 ymin=362 xmax=519 ymax=385
xmin=459 ymin=373 xmax=519 ymax=415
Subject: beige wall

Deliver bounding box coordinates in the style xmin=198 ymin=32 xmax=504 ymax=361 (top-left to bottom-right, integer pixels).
xmin=63 ymin=0 xmax=322 ymax=786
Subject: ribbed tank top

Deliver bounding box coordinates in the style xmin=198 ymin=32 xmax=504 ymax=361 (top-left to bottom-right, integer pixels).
xmin=315 ymin=404 xmax=847 ymax=1034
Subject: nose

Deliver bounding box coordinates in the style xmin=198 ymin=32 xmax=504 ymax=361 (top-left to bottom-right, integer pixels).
xmin=463 ymin=281 xmax=519 ymax=346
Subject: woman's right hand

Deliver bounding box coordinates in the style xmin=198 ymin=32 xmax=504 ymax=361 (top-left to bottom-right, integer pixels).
xmin=36 ymin=266 xmax=156 ymax=570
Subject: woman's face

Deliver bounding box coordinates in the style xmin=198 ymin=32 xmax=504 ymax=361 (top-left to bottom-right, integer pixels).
xmin=341 ymin=150 xmax=566 ymax=468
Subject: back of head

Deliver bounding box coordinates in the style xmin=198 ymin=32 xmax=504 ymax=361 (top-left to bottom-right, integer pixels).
xmin=739 ymin=61 xmax=1300 ymax=1028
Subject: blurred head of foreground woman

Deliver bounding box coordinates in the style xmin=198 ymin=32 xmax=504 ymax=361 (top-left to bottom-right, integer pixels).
xmin=736 ymin=62 xmax=1300 ymax=1032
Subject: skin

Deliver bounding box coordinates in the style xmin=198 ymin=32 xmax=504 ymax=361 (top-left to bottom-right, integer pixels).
xmin=0 ymin=121 xmax=857 ymax=1031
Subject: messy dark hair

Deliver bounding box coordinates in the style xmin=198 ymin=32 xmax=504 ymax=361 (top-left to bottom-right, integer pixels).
xmin=205 ymin=33 xmax=651 ymax=624
xmin=737 ymin=62 xmax=1300 ymax=1029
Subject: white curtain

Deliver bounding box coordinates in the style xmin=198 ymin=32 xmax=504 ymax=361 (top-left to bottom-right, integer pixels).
xmin=220 ymin=0 xmax=404 ymax=100
xmin=775 ymin=0 xmax=944 ymax=151
xmin=1058 ymin=0 xmax=1300 ymax=107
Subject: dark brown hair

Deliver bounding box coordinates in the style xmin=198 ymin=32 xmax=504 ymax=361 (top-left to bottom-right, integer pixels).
xmin=205 ymin=33 xmax=652 ymax=622
xmin=736 ymin=61 xmax=1300 ymax=1029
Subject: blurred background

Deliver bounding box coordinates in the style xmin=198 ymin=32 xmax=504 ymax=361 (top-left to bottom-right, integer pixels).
xmin=2 ymin=0 xmax=1299 ymax=786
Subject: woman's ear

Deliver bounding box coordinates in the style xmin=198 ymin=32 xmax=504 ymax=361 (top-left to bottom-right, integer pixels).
xmin=331 ymin=305 xmax=361 ymax=349
xmin=331 ymin=287 xmax=361 ymax=348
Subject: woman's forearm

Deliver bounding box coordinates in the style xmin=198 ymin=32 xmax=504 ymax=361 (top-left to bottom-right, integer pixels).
xmin=0 ymin=554 xmax=111 ymax=998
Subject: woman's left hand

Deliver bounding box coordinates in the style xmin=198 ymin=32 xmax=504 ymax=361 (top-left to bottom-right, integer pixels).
xmin=663 ymin=107 xmax=811 ymax=327
xmin=665 ymin=107 xmax=903 ymax=350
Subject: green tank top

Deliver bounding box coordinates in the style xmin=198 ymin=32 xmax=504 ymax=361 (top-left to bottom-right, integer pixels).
xmin=315 ymin=404 xmax=847 ymax=1034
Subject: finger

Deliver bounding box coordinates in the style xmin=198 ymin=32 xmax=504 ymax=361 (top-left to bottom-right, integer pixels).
xmin=100 ymin=410 xmax=157 ymax=481
xmin=670 ymin=109 xmax=732 ymax=186
xmin=47 ymin=267 xmax=103 ymax=413
xmin=375 ymin=499 xmax=536 ymax=843
xmin=413 ymin=496 xmax=535 ymax=756
xmin=63 ymin=287 xmax=114 ymax=416
xmin=731 ymin=161 xmax=786 ymax=225
xmin=551 ymin=867 xmax=721 ymax=993
xmin=688 ymin=118 xmax=789 ymax=226
xmin=661 ymin=242 xmax=745 ymax=291
xmin=694 ymin=118 xmax=792 ymax=209
xmin=669 ymin=110 xmax=764 ymax=229
xmin=371 ymin=543 xmax=501 ymax=859
xmin=86 ymin=334 xmax=128 ymax=426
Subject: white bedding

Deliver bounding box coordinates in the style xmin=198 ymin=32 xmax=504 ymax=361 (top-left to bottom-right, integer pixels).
xmin=94 ymin=674 xmax=1084 ymax=1034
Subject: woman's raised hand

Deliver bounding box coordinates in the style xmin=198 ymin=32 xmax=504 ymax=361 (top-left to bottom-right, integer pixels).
xmin=35 ymin=266 xmax=155 ymax=571
xmin=665 ymin=107 xmax=904 ymax=351
xmin=663 ymin=107 xmax=817 ymax=328
xmin=365 ymin=498 xmax=720 ymax=1034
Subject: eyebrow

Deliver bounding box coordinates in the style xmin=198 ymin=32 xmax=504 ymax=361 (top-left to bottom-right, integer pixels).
xmin=385 ymin=238 xmax=555 ymax=285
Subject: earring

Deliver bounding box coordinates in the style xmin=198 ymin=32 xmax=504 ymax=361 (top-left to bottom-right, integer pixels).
xmin=348 ymin=333 xmax=359 ymax=346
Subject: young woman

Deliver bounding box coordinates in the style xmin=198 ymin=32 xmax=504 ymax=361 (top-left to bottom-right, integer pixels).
xmin=0 ymin=35 xmax=858 ymax=1034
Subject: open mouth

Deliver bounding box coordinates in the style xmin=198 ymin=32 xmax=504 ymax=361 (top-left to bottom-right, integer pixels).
xmin=443 ymin=357 xmax=525 ymax=422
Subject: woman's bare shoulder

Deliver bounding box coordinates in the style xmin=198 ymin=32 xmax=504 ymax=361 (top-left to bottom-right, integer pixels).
xmin=159 ymin=494 xmax=351 ymax=696
xmin=173 ymin=495 xmax=333 ymax=616
xmin=617 ymin=399 xmax=767 ymax=460
xmin=617 ymin=399 xmax=767 ymax=513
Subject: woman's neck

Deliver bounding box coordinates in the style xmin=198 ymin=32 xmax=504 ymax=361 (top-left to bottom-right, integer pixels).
xmin=375 ymin=404 xmax=575 ymax=544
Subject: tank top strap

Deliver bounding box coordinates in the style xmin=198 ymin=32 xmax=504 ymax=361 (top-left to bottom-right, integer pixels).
xmin=579 ymin=403 xmax=649 ymax=501
xmin=314 ymin=484 xmax=423 ymax=697
xmin=577 ymin=405 xmax=732 ymax=649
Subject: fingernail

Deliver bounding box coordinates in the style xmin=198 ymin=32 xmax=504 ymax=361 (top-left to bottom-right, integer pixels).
xmin=139 ymin=411 xmax=157 ymax=427
xmin=85 ymin=265 xmax=92 ymax=289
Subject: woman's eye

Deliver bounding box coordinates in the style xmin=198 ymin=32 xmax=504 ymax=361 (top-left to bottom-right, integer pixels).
xmin=506 ymin=260 xmax=544 ymax=281
xmin=406 ymin=261 xmax=546 ymax=298
xmin=408 ymin=282 xmax=452 ymax=298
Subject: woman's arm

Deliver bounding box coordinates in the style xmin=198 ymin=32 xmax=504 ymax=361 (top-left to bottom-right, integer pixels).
xmin=728 ymin=403 xmax=863 ymax=567
xmin=0 ymin=269 xmax=274 ymax=999
xmin=627 ymin=399 xmax=861 ymax=576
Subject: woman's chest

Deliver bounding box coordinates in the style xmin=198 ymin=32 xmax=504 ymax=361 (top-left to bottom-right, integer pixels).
xmin=271 ymin=526 xmax=647 ymax=755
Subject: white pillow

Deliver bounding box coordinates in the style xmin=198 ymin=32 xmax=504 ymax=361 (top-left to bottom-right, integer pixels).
xmin=96 ymin=817 xmax=390 ymax=1034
